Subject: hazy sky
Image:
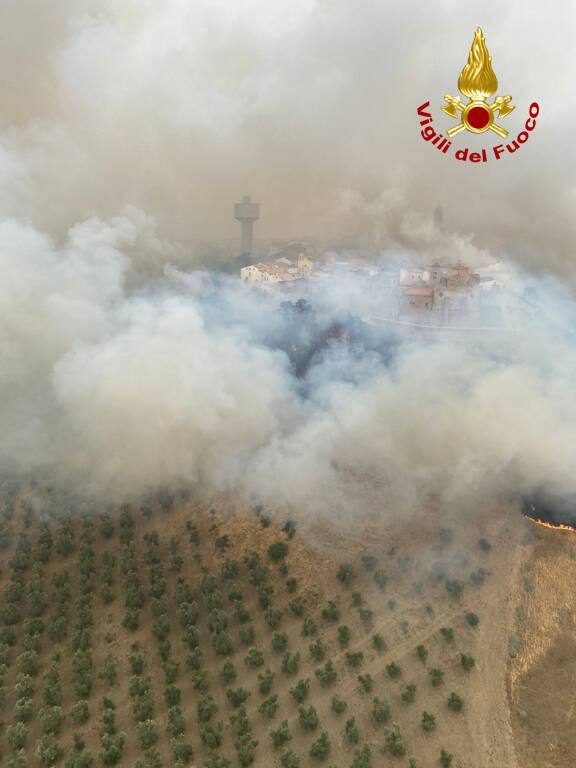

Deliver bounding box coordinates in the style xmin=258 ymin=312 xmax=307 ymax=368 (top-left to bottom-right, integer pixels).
xmin=0 ymin=0 xmax=573 ymax=275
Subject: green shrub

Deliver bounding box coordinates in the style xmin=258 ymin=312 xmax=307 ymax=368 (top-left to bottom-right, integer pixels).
xmin=14 ymin=697 xmax=34 ymax=722
xmin=315 ymin=660 xmax=337 ymax=687
xmin=272 ymin=632 xmax=288 ymax=653
xmin=290 ymin=678 xmax=310 ymax=704
xmin=7 ymin=722 xmax=29 ymax=750
xmin=200 ymin=725 xmax=221 ymax=749
xmin=244 ymin=647 xmax=264 ymax=668
xmin=309 ymin=731 xmax=330 ymax=760
xmin=15 ymin=674 xmax=35 ymax=699
xmin=422 ymin=711 xmax=435 ymax=732
xmin=361 ymin=555 xmax=378 ymax=571
xmin=298 ymin=704 xmax=319 ymax=731
xmin=265 ymin=608 xmax=283 ymax=630
xmin=38 ymin=704 xmax=65 ymax=734
xmin=197 ymin=696 xmax=218 ymax=724
xmin=281 ymin=651 xmax=300 ymax=675
xmin=430 ymin=668 xmax=444 ymax=686
xmin=136 ymin=719 xmax=159 ymax=749
xmin=227 ymin=687 xmax=251 ymax=708
xmin=440 ymin=627 xmax=454 ymax=641
xmin=17 ymin=650 xmax=39 ymax=676
xmin=440 ymin=749 xmax=453 ymax=767
xmin=350 ymin=745 xmax=371 ymax=768
xmin=99 ymin=733 xmax=126 ymax=765
xmin=212 ymin=631 xmax=233 ymax=656
xmin=331 ymin=694 xmax=347 ymax=714
xmin=191 ymin=669 xmax=209 ymax=693
xmin=478 ymin=538 xmax=491 ymax=552
xmin=373 ymin=569 xmax=387 ymax=590
xmin=470 ymin=568 xmax=487 ymax=585
xmin=373 ymin=633 xmax=385 ymax=651
xmin=401 ymin=684 xmax=416 ymax=703
xmin=289 ymin=597 xmax=305 ymax=617
xmin=258 ymin=695 xmax=278 ymax=718
xmin=384 ymin=724 xmax=405 ymax=756
xmin=170 ymin=738 xmax=194 ymax=763
xmin=280 ymin=749 xmax=300 ymax=768
xmin=336 ymin=564 xmax=355 ymax=585
xmin=219 ymin=661 xmax=237 ymax=686
xmin=358 ymin=674 xmax=373 ymax=693
xmin=162 ymin=658 xmax=179 ymax=684
xmin=461 ymin=654 xmax=475 ymax=670
xmin=167 ymin=705 xmax=186 ymax=736
xmin=268 ymin=541 xmax=289 ymax=562
xmin=386 ymin=662 xmax=401 ymax=679
xmin=447 ymin=692 xmax=463 ymax=712
xmin=270 ymin=720 xmax=292 ymax=748
xmin=321 ymin=601 xmax=340 ymax=622
xmin=346 ymin=651 xmax=364 ymax=668
xmin=99 ymin=657 xmax=118 ymax=686
xmin=185 ymin=648 xmax=203 ymax=671
xmin=239 ymin=624 xmax=256 ymax=646
xmin=358 ymin=608 xmax=373 ymax=624
xmin=309 ymin=638 xmax=325 ymax=662
xmin=372 ymin=697 xmax=390 ymax=724
xmin=466 ymin=612 xmax=479 ymax=627
xmin=445 ymin=579 xmax=464 ymax=600
xmin=258 ymin=668 xmax=275 ymax=695
xmin=164 ymin=685 xmax=181 ymax=707
xmin=70 ymin=699 xmax=90 ymax=724
xmin=345 ymin=717 xmax=359 ymax=744
xmin=302 ymin=617 xmax=317 ymax=636
xmin=36 ymin=734 xmax=64 ymax=766
xmin=337 ymin=625 xmax=350 ymax=647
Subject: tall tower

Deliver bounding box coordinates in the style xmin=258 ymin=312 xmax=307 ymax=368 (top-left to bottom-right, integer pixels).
xmin=234 ymin=195 xmax=259 ymax=254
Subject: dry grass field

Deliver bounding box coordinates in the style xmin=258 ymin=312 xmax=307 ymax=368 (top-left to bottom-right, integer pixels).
xmin=0 ymin=485 xmax=565 ymax=768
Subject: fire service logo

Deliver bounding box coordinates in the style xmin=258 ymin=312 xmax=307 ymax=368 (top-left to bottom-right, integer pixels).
xmin=416 ymin=27 xmax=539 ymax=163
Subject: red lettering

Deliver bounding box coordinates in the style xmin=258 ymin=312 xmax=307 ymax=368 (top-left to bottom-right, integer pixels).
xmin=525 ymin=117 xmax=536 ymax=131
xmin=417 ymin=102 xmax=432 ymax=119
xmin=529 ymin=102 xmax=539 ymax=118
xmin=469 ymin=152 xmax=481 ymax=163
xmin=455 ymin=148 xmax=468 ymax=161
xmin=517 ymin=131 xmax=529 ymax=144
xmin=493 ymin=144 xmax=505 ymax=159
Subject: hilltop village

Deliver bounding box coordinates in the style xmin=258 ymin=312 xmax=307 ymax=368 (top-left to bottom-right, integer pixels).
xmin=240 ymin=244 xmax=504 ymax=329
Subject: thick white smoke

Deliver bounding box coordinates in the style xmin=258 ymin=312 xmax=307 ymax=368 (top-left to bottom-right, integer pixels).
xmin=0 ymin=205 xmax=574 ymax=518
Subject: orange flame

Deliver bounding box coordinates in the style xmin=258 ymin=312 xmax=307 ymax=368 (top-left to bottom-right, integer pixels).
xmin=525 ymin=515 xmax=576 ymax=533
xmin=458 ymin=27 xmax=498 ymax=100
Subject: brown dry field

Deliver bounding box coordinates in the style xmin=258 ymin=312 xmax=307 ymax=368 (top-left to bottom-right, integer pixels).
xmin=0 ymin=489 xmax=572 ymax=768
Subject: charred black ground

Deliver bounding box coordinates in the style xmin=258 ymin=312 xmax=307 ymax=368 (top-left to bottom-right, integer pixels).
xmin=522 ymin=490 xmax=576 ymax=530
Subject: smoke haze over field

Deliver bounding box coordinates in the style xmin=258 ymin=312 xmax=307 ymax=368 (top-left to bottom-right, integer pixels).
xmin=1 ymin=1 xmax=575 ymax=515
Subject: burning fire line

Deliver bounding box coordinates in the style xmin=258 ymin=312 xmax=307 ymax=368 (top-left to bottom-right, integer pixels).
xmin=523 ymin=504 xmax=576 ymax=533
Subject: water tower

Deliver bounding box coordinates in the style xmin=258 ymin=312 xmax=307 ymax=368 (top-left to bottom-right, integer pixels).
xmin=234 ymin=195 xmax=259 ymax=254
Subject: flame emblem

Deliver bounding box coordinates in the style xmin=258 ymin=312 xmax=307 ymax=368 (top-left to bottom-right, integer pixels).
xmin=441 ymin=27 xmax=515 ymax=138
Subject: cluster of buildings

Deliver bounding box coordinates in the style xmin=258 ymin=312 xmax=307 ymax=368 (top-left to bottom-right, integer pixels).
xmin=233 ymin=193 xmax=504 ymax=331
xmin=240 ymin=249 xmax=488 ymax=327
xmin=397 ymin=264 xmax=482 ymax=325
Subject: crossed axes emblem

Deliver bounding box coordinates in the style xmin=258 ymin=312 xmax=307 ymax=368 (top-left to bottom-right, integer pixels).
xmin=441 ymin=94 xmax=515 ymax=138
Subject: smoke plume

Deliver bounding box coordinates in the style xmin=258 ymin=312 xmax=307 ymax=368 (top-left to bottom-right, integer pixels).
xmin=0 ymin=1 xmax=574 ymax=517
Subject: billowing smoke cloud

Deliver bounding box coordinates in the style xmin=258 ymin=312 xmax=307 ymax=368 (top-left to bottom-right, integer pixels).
xmin=0 ymin=2 xmax=574 ymax=515
xmin=0 ymin=205 xmax=575 ymax=519
xmin=0 ymin=0 xmax=574 ymax=277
